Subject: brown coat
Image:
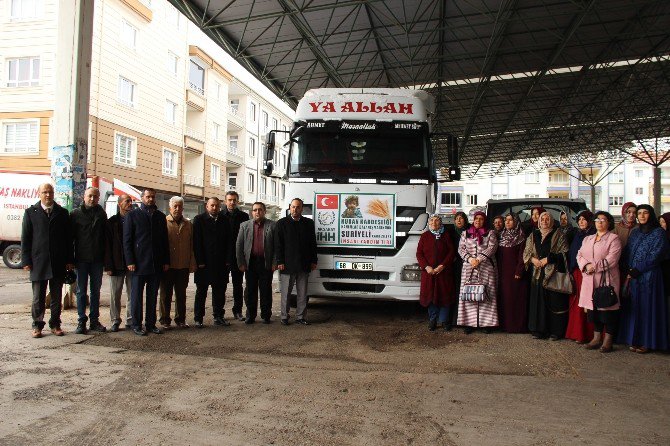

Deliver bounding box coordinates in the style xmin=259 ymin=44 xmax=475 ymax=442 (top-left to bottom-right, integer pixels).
xmin=416 ymin=230 xmax=456 ymax=307
xmin=166 ymin=214 xmax=197 ymax=271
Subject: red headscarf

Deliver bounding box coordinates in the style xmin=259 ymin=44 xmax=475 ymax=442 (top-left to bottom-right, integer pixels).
xmin=465 ymin=211 xmax=488 ymax=244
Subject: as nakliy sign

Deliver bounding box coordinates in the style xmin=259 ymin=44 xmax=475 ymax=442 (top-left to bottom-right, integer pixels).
xmin=314 ymin=193 xmax=396 ymax=248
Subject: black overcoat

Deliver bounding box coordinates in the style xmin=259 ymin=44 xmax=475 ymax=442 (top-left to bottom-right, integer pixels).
xmin=274 ymin=216 xmax=318 ymax=274
xmin=192 ymin=212 xmax=231 ymax=285
xmin=123 ymin=205 xmax=169 ymax=275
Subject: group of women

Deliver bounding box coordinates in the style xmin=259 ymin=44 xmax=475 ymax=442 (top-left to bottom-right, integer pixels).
xmin=416 ymin=203 xmax=670 ymax=354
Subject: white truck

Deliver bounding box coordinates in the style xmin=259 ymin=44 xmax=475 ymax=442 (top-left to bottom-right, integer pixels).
xmin=265 ymin=88 xmax=439 ymax=301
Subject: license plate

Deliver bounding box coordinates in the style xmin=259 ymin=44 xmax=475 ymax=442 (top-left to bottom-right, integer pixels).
xmin=335 ymin=261 xmax=373 ymax=271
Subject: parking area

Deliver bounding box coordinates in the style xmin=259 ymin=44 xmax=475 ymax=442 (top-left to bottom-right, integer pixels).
xmin=0 ymin=263 xmax=668 ymax=445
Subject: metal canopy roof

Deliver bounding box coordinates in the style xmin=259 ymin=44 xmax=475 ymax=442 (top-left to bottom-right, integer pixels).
xmin=168 ymin=0 xmax=670 ymax=177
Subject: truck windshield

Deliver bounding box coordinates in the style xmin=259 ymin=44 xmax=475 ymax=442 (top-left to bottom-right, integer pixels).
xmin=290 ymin=130 xmax=430 ymax=180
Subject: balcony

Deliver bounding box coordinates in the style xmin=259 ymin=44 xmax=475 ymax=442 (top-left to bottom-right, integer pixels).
xmin=226 ymin=105 xmax=244 ymax=130
xmin=183 ymin=174 xmax=203 ymax=187
xmin=226 ymin=144 xmax=243 ymax=167
xmin=184 ymin=126 xmax=205 ymax=154
xmin=186 ymin=86 xmax=205 ymax=111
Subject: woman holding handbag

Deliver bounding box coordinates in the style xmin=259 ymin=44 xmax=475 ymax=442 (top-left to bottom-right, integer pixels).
xmin=523 ymin=211 xmax=570 ymax=340
xmin=457 ymin=211 xmax=499 ymax=334
xmin=416 ymin=215 xmax=457 ymax=331
xmin=576 ymin=211 xmax=622 ymax=353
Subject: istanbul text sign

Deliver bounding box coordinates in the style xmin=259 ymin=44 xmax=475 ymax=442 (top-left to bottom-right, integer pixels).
xmin=314 ymin=193 xmax=396 ymax=248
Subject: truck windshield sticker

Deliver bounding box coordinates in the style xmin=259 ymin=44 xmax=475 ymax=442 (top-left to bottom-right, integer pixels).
xmin=314 ymin=193 xmax=396 ymax=248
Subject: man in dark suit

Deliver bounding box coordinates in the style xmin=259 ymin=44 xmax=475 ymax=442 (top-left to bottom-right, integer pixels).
xmin=236 ymin=201 xmax=275 ymax=324
xmin=21 ymin=183 xmax=74 ymax=338
xmin=274 ymin=198 xmax=318 ymax=325
xmin=193 ymin=197 xmax=231 ymax=328
xmin=123 ymin=188 xmax=169 ymax=336
xmin=221 ymin=191 xmax=249 ymax=321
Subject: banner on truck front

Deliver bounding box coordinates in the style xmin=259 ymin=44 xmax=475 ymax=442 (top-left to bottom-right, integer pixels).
xmin=314 ymin=193 xmax=396 ymax=248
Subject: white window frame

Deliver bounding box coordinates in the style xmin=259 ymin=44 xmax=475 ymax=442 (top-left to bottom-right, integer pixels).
xmin=271 ymin=179 xmax=277 ymax=198
xmin=440 ymin=192 xmax=461 ymax=206
xmin=491 ymin=194 xmax=508 ymax=200
xmin=162 ymin=147 xmax=178 ymax=177
xmin=228 ymin=172 xmax=237 ymax=189
xmin=634 ymin=169 xmax=644 ymax=178
xmin=10 ymin=0 xmax=43 ymax=21
xmin=6 ymin=57 xmax=40 ymax=87
xmin=211 ymin=122 xmax=220 ymax=143
xmin=228 ymin=135 xmax=238 ymax=154
xmin=281 ymin=153 xmax=287 ymax=170
xmin=249 ymin=102 xmax=257 ymax=122
xmin=249 ymin=137 xmax=256 ymax=157
xmin=259 ymin=177 xmax=267 ymax=195
xmin=525 ymin=194 xmax=540 ymax=198
xmin=213 ymin=81 xmax=221 ymax=101
xmin=635 ymin=187 xmax=644 ymax=195
xmin=1 ymin=120 xmax=39 ymax=154
xmin=120 ymin=19 xmax=138 ymax=50
xmin=467 ymin=194 xmax=478 ymax=206
xmin=610 ymin=171 xmax=624 ymax=183
xmin=188 ymin=60 xmax=205 ymax=95
xmin=609 ymin=196 xmax=624 ymax=206
xmin=165 ymin=5 xmax=181 ymax=29
xmin=281 ymin=183 xmax=286 ymax=199
xmin=210 ymin=163 xmax=221 ymax=186
xmin=165 ymin=100 xmax=177 ymax=125
xmin=247 ymin=172 xmax=255 ymax=192
xmin=271 ymin=117 xmax=278 ymax=131
xmin=113 ymin=131 xmax=137 ymax=168
xmin=262 ymin=111 xmax=268 ymax=131
xmin=118 ymin=76 xmax=136 ymax=107
xmin=166 ymin=51 xmax=178 ymax=76
xmin=524 ymin=172 xmax=540 ymax=183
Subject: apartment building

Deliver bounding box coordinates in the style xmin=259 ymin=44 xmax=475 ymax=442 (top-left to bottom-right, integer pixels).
xmin=0 ymin=0 xmax=294 ymax=217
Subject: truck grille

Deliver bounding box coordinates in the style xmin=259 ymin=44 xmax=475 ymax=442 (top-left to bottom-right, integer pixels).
xmin=319 ymin=270 xmax=390 ymax=280
xmin=323 ymin=282 xmax=386 ymax=293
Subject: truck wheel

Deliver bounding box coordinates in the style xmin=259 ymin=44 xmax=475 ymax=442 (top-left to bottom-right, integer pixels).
xmin=2 ymin=244 xmax=22 ymax=269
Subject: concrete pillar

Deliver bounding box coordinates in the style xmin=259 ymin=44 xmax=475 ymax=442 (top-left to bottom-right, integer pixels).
xmin=51 ymin=0 xmax=94 ymax=211
xmin=652 ymin=166 xmax=661 ymax=214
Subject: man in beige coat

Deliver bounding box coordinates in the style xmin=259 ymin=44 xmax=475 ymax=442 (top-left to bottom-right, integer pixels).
xmin=159 ymin=196 xmax=197 ymax=328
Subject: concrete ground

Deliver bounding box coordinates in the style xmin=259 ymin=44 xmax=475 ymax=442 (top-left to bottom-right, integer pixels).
xmin=0 ymin=262 xmax=668 ymax=446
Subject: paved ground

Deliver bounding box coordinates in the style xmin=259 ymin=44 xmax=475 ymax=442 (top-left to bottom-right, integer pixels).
xmin=0 ymin=263 xmax=668 ymax=445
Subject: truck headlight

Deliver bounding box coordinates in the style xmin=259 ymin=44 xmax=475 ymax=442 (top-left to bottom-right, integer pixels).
xmin=401 ymin=264 xmax=422 ymax=282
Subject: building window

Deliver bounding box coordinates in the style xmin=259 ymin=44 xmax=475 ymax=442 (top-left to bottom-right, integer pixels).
xmin=166 ymin=51 xmax=178 ymax=76
xmin=165 ymin=100 xmax=177 ymax=124
xmin=271 ymin=179 xmax=277 ymax=198
xmin=247 ymin=173 xmax=255 ymax=192
xmin=2 ymin=121 xmax=39 ymax=154
xmin=229 ymin=99 xmax=239 ymax=114
xmin=609 ymin=196 xmax=624 ymax=206
xmin=281 ymin=153 xmax=287 ymax=170
xmin=228 ymin=135 xmax=238 ymax=154
xmin=282 ymin=124 xmax=288 ymax=140
xmin=579 ymin=173 xmax=593 ymax=182
xmin=228 ymin=172 xmax=237 ymax=189
xmin=10 ymin=0 xmax=42 ymax=20
xmin=189 ymin=60 xmax=205 ymax=95
xmin=634 ymin=169 xmax=644 ymax=178
xmin=635 ymin=187 xmax=644 ymax=195
xmin=165 ymin=5 xmax=181 ymax=29
xmin=466 ymin=194 xmax=478 ymax=206
xmin=491 ymin=194 xmax=508 ymax=200
xmin=610 ymin=171 xmax=624 ymax=183
xmin=162 ymin=148 xmax=177 ymax=177
xmin=281 ymin=183 xmax=286 ymax=199
xmin=211 ymin=122 xmax=220 ymax=143
xmin=271 ymin=117 xmax=278 ymax=131
xmin=114 ymin=132 xmax=136 ymax=167
xmin=213 ymin=81 xmax=221 ymax=101
xmin=548 ymin=172 xmax=568 ymax=183
xmin=249 ymin=102 xmax=257 ymax=122
xmin=120 ymin=19 xmax=138 ymax=49
xmin=261 ymin=111 xmax=268 ymax=131
xmin=6 ymin=57 xmax=40 ymax=87
xmin=525 ymin=194 xmax=539 ymax=198
xmin=249 ymin=137 xmax=256 ymax=157
xmin=260 ymin=177 xmax=267 ymax=195
xmin=440 ymin=193 xmax=461 ymax=206
xmin=210 ymin=163 xmax=221 ymax=186
xmin=118 ymin=76 xmax=136 ymax=107
xmin=525 ymin=172 xmax=540 ymax=183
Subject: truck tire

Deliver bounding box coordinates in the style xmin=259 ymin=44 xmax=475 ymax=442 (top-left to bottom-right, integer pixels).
xmin=2 ymin=244 xmax=22 ymax=269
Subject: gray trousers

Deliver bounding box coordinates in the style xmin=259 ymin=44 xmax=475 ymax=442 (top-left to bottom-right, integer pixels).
xmin=279 ymin=271 xmax=309 ymax=320
xmin=109 ymin=271 xmax=132 ymax=326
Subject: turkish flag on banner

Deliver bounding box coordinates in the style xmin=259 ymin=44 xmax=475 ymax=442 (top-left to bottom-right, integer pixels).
xmin=316 ymin=194 xmax=338 ymax=209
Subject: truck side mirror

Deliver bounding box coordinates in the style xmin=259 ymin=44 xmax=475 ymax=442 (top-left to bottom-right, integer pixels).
xmin=263 ymin=132 xmax=275 ymax=176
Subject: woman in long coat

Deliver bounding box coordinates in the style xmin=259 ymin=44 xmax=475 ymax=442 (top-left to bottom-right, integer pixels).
xmin=577 ymin=211 xmax=622 ymax=353
xmin=565 ymin=210 xmax=595 ymax=343
xmin=457 ymin=211 xmax=499 ymax=334
xmin=524 ymin=211 xmax=570 ymax=340
xmin=618 ymin=205 xmax=669 ymax=353
xmin=448 ymin=211 xmax=469 ymax=327
xmin=417 ymin=215 xmax=456 ymax=331
xmin=660 ymin=213 xmax=670 ymax=345
xmin=496 ymin=213 xmax=528 ymax=333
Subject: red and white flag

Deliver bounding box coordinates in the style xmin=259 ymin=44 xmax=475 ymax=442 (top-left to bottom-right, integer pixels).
xmin=316 ymin=194 xmax=338 ymax=209
xmin=113 ymin=178 xmax=141 ymax=201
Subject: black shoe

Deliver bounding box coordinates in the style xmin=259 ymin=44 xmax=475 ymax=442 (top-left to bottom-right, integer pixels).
xmin=428 ymin=318 xmax=437 ymax=332
xmin=75 ymin=323 xmax=88 ymax=335
xmin=234 ymin=312 xmax=246 ymax=321
xmin=149 ymin=327 xmax=163 ymax=335
xmin=263 ymin=318 xmax=271 ymax=324
xmin=442 ymin=323 xmax=452 ymax=332
xmin=280 ymin=319 xmax=289 ymax=326
xmin=89 ymin=321 xmax=107 ymax=333
xmin=194 ymin=321 xmax=204 ymax=329
xmin=110 ymin=323 xmax=120 ymax=333
xmin=245 ymin=318 xmax=255 ymax=325
xmin=463 ymin=327 xmax=474 ymax=335
xmin=213 ymin=317 xmax=231 ymax=326
xmin=133 ymin=328 xmax=147 ymax=336
xmin=296 ymin=319 xmax=310 ymax=325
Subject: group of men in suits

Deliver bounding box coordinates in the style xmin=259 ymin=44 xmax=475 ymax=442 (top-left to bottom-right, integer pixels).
xmin=21 ymin=183 xmax=318 ymax=338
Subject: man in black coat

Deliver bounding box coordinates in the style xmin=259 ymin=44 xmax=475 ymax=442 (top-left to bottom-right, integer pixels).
xmin=71 ymin=187 xmax=107 ymax=334
xmin=193 ymin=197 xmax=231 ymax=327
xmin=275 ymin=198 xmax=318 ymax=325
xmin=220 ymin=191 xmax=249 ymax=321
xmin=21 ymin=183 xmax=74 ymax=338
xmin=123 ymin=188 xmax=169 ymax=336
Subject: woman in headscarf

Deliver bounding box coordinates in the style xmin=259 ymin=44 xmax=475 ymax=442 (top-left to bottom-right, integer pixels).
xmin=523 ymin=211 xmax=570 ymax=340
xmin=558 ymin=211 xmax=576 ymax=246
xmin=496 ymin=213 xmax=528 ymax=333
xmin=492 ymin=215 xmax=504 ymax=240
xmin=448 ymin=211 xmax=470 ymax=327
xmin=617 ymin=205 xmax=669 ymax=353
xmin=457 ymin=211 xmax=499 ymax=334
xmin=564 ymin=210 xmax=595 ymax=343
xmin=613 ymin=202 xmax=637 ymax=247
xmin=660 ymin=213 xmax=670 ymax=345
xmin=416 ymin=215 xmax=457 ymax=331
xmin=577 ymin=211 xmax=622 ymax=353
xmin=521 ymin=206 xmax=546 ymax=237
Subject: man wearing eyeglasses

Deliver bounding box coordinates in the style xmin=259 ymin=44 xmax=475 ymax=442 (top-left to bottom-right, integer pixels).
xmin=236 ymin=202 xmax=276 ymax=324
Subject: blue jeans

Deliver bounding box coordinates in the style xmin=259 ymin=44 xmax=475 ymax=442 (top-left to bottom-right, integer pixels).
xmin=76 ymin=262 xmax=104 ymax=324
xmin=428 ymin=304 xmax=450 ymax=324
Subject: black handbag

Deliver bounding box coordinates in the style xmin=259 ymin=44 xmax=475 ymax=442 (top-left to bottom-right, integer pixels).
xmin=592 ymin=259 xmax=618 ymax=309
